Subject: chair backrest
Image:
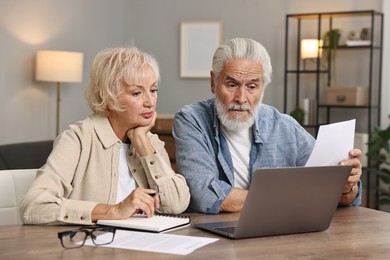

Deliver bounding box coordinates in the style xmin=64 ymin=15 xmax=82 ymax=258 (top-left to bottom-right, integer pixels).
xmin=0 ymin=140 xmax=53 ymax=170
xmin=0 ymin=169 xmax=37 ymax=225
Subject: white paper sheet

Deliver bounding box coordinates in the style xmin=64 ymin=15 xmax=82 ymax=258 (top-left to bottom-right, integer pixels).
xmin=305 ymin=119 xmax=356 ymax=166
xmin=84 ymin=230 xmax=219 ymax=255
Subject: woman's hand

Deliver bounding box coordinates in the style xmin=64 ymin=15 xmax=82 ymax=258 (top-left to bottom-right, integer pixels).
xmin=92 ymin=188 xmax=160 ymax=221
xmin=127 ymin=112 xmax=157 ymax=142
xmin=127 ymin=112 xmax=157 ymax=157
xmin=115 ymin=188 xmax=160 ymax=218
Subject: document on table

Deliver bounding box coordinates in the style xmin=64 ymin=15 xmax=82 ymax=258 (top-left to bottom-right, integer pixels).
xmin=84 ymin=229 xmax=219 ymax=255
xmin=305 ymin=119 xmax=356 ymax=166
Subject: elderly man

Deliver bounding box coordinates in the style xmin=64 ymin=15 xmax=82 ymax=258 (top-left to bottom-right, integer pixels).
xmin=173 ymin=38 xmax=362 ymax=214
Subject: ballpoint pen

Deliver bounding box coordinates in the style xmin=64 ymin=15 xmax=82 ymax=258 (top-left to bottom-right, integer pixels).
xmin=149 ymin=192 xmax=162 ymax=197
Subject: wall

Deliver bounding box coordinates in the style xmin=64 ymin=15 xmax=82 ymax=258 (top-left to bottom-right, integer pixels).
xmin=0 ymin=0 xmax=127 ymax=144
xmin=125 ymin=0 xmax=383 ymax=118
xmin=124 ymin=0 xmax=285 ymax=115
xmin=0 ymin=0 xmax=385 ymax=145
xmin=382 ymin=0 xmax=390 ymax=127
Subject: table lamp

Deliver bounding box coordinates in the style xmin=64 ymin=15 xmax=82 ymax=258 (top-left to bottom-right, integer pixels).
xmin=36 ymin=50 xmax=83 ymax=136
xmin=301 ymin=39 xmax=323 ymax=69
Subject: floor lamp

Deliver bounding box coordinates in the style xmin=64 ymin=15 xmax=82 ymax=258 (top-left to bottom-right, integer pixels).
xmin=36 ymin=50 xmax=83 ymax=136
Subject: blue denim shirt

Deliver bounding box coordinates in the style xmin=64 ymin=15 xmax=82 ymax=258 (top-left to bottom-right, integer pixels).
xmin=173 ymin=98 xmax=361 ymax=213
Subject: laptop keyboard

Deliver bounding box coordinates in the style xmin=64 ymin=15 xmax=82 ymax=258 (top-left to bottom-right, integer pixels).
xmin=215 ymin=226 xmax=236 ymax=234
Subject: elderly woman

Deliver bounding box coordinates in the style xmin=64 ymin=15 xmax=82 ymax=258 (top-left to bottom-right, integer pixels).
xmin=20 ymin=47 xmax=190 ymax=225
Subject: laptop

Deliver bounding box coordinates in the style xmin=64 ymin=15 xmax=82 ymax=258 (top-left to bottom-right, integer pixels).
xmin=194 ymin=165 xmax=352 ymax=239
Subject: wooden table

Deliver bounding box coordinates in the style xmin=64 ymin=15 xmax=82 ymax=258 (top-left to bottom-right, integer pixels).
xmin=1 ymin=207 xmax=389 ymax=259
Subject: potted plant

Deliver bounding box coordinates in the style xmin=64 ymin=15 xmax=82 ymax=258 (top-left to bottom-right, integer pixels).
xmin=322 ymin=29 xmax=341 ymax=84
xmin=367 ymin=115 xmax=390 ymax=209
xmin=289 ymin=107 xmax=304 ymax=125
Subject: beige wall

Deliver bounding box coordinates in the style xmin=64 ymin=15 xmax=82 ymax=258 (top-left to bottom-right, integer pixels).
xmin=0 ymin=0 xmax=384 ymax=144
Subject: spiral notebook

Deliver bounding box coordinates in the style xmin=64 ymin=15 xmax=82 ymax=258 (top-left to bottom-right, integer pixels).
xmin=97 ymin=213 xmax=191 ymax=233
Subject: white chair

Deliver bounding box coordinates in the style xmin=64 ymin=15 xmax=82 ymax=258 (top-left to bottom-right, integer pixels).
xmin=0 ymin=169 xmax=37 ymax=225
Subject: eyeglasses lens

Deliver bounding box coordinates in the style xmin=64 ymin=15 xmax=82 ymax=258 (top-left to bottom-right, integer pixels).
xmin=61 ymin=231 xmax=87 ymax=248
xmin=59 ymin=227 xmax=115 ymax=249
xmin=92 ymin=229 xmax=115 ymax=245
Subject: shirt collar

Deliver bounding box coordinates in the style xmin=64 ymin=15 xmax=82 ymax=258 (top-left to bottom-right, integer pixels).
xmin=90 ymin=114 xmax=121 ymax=148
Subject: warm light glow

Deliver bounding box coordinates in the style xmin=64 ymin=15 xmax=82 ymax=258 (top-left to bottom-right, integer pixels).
xmin=36 ymin=51 xmax=83 ymax=83
xmin=35 ymin=50 xmax=84 ymax=136
xmin=0 ymin=3 xmax=65 ymax=45
xmin=301 ymin=39 xmax=323 ymax=59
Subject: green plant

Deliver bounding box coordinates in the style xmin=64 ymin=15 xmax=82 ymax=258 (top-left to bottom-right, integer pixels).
xmin=322 ymin=29 xmax=341 ymax=84
xmin=368 ymin=115 xmax=390 ymax=206
xmin=289 ymin=107 xmax=304 ymax=125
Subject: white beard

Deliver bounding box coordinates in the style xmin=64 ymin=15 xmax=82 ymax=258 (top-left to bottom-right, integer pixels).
xmin=215 ymin=98 xmax=260 ymax=131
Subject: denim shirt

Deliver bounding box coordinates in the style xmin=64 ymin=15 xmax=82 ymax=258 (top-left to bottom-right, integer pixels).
xmin=173 ymin=98 xmax=361 ymax=214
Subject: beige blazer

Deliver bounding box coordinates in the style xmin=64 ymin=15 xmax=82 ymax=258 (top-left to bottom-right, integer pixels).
xmin=20 ymin=115 xmax=190 ymax=225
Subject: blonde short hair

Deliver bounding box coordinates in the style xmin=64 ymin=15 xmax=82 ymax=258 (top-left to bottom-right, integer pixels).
xmin=85 ymin=47 xmax=160 ymax=116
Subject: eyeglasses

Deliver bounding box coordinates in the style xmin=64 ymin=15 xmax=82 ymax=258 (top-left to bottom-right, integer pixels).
xmin=58 ymin=226 xmax=116 ymax=249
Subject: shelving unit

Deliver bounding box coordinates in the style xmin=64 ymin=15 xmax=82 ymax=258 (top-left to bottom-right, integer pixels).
xmin=283 ymin=10 xmax=383 ymax=208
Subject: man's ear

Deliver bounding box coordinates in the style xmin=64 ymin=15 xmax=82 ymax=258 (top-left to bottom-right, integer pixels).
xmin=210 ymin=71 xmax=216 ymax=94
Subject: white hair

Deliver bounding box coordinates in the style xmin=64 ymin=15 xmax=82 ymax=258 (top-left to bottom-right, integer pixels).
xmin=212 ymin=38 xmax=272 ymax=87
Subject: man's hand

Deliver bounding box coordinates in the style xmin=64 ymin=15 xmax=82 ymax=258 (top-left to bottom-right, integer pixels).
xmin=339 ymin=149 xmax=362 ymax=204
xmin=220 ymin=188 xmax=248 ymax=212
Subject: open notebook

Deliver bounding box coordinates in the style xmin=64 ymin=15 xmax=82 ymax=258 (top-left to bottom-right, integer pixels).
xmin=97 ymin=213 xmax=191 ymax=233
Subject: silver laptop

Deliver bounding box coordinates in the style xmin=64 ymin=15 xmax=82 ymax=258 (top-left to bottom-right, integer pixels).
xmin=194 ymin=165 xmax=352 ymax=239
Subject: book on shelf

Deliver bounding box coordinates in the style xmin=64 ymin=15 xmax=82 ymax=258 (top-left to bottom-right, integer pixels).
xmin=345 ymin=40 xmax=371 ymax=46
xmin=97 ymin=213 xmax=191 ymax=233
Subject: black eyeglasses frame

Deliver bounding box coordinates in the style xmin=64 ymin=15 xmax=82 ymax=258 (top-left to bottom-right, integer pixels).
xmin=57 ymin=226 xmax=116 ymax=249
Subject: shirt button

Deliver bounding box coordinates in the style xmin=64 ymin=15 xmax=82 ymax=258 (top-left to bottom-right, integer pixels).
xmin=80 ymin=216 xmax=86 ymax=221
xmin=129 ymin=152 xmax=133 ymax=156
xmin=155 ymin=175 xmax=161 ymax=179
xmin=64 ymin=215 xmax=68 ymax=220
xmin=132 ymin=169 xmax=137 ymax=173
xmin=149 ymin=160 xmax=155 ymax=165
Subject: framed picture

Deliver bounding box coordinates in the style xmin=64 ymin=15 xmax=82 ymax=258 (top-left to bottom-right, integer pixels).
xmin=180 ymin=20 xmax=223 ymax=78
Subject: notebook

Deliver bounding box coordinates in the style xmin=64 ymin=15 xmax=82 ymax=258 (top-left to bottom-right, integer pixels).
xmin=194 ymin=165 xmax=352 ymax=239
xmin=97 ymin=213 xmax=191 ymax=233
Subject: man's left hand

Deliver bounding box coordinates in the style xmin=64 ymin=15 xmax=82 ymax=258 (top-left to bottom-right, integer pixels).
xmin=340 ymin=149 xmax=362 ymax=197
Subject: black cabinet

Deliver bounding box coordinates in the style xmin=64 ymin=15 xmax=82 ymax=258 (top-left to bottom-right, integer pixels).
xmin=283 ymin=10 xmax=384 ymax=208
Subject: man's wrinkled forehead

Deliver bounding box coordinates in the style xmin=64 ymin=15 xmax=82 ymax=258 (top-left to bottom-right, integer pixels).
xmin=221 ymin=59 xmax=263 ymax=82
xmin=223 ymin=75 xmax=262 ymax=85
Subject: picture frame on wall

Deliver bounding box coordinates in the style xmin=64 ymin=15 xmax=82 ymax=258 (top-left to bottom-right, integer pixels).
xmin=180 ymin=20 xmax=223 ymax=78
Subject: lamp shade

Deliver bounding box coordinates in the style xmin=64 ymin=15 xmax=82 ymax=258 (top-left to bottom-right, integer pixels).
xmin=301 ymin=39 xmax=323 ymax=59
xmin=36 ymin=50 xmax=83 ymax=83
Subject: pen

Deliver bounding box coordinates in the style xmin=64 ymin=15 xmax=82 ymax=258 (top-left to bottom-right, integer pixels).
xmin=149 ymin=192 xmax=162 ymax=197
